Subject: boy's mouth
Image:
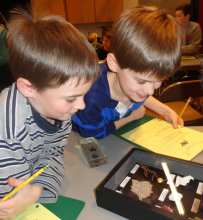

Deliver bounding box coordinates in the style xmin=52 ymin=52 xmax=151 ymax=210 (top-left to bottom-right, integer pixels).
xmin=68 ymin=112 xmax=77 ymax=115
xmin=136 ymin=93 xmax=148 ymax=99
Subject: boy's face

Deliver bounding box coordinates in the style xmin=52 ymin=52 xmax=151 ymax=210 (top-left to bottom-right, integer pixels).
xmin=175 ymin=10 xmax=189 ymax=27
xmin=117 ymin=68 xmax=162 ymax=102
xmin=103 ymin=36 xmax=111 ymax=52
xmin=29 ymin=78 xmax=93 ymax=121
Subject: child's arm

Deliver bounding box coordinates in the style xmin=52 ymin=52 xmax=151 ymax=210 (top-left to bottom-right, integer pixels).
xmin=181 ymin=24 xmax=202 ymax=55
xmin=0 ymin=147 xmax=65 ymax=218
xmin=72 ymin=102 xmax=145 ymax=139
xmin=0 ymin=178 xmax=43 ymax=219
xmin=114 ymin=105 xmax=145 ymax=130
xmin=0 ymin=121 xmax=70 ymax=218
xmin=144 ymin=96 xmax=184 ymax=128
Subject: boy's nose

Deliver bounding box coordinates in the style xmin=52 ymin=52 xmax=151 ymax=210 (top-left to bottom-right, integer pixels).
xmin=75 ymin=99 xmax=86 ymax=110
xmin=143 ymin=84 xmax=154 ymax=96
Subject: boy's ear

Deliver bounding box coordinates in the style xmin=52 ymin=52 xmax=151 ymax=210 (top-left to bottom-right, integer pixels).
xmin=16 ymin=78 xmax=35 ymax=98
xmin=185 ymin=14 xmax=190 ymax=21
xmin=107 ymin=53 xmax=120 ymax=73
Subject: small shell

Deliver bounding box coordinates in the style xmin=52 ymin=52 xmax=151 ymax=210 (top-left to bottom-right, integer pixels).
xmin=175 ymin=175 xmax=194 ymax=187
xmin=169 ymin=192 xmax=183 ymax=201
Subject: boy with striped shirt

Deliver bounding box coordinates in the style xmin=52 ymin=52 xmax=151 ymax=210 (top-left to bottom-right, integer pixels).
xmin=0 ymin=5 xmax=100 ymax=219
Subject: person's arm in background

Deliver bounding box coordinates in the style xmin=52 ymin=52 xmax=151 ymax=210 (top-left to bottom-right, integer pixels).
xmin=181 ymin=23 xmax=202 ymax=55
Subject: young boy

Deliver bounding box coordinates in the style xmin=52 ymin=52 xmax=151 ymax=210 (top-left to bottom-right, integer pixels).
xmin=175 ymin=4 xmax=202 ymax=55
xmin=96 ymin=30 xmax=111 ymax=60
xmin=0 ymin=5 xmax=100 ymax=219
xmin=72 ymin=6 xmax=184 ymax=139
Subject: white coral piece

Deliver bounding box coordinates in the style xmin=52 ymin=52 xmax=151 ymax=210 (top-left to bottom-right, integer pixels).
xmin=169 ymin=192 xmax=183 ymax=201
xmin=175 ymin=175 xmax=194 ymax=187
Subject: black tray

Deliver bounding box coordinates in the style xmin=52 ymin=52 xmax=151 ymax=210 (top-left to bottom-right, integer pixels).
xmin=95 ymin=148 xmax=203 ymax=220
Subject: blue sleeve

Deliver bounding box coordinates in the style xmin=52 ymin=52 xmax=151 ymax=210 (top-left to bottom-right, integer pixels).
xmin=72 ymin=102 xmax=116 ymax=139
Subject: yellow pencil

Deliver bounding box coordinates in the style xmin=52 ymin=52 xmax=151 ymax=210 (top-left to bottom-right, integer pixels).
xmin=177 ymin=97 xmax=191 ymax=123
xmin=1 ymin=164 xmax=49 ymax=201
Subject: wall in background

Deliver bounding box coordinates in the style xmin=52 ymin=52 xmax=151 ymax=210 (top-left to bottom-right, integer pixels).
xmin=1 ymin=0 xmax=196 ymax=40
xmin=124 ymin=0 xmax=138 ymax=9
xmin=74 ymin=0 xmax=192 ymax=38
xmin=74 ymin=0 xmax=139 ymax=38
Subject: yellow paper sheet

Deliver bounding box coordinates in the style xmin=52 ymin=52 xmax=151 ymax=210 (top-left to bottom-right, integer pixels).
xmin=122 ymin=118 xmax=203 ymax=161
xmin=6 ymin=203 xmax=61 ymax=220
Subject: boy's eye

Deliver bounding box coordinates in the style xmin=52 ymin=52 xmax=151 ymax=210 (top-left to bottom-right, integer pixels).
xmin=138 ymin=81 xmax=145 ymax=84
xmin=66 ymin=98 xmax=76 ymax=103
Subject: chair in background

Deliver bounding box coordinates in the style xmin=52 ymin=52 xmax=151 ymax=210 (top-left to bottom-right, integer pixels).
xmin=158 ymin=80 xmax=203 ymax=126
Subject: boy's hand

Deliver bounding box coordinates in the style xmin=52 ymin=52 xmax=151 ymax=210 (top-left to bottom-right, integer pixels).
xmin=144 ymin=96 xmax=184 ymax=128
xmin=115 ymin=105 xmax=145 ymax=130
xmin=129 ymin=105 xmax=145 ymax=121
xmin=0 ymin=177 xmax=43 ymax=219
xmin=164 ymin=111 xmax=184 ymax=128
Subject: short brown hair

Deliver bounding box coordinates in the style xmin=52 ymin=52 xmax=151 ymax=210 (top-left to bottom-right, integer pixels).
xmin=102 ymin=30 xmax=111 ymax=40
xmin=88 ymin=32 xmax=97 ymax=43
xmin=111 ymin=6 xmax=181 ymax=79
xmin=176 ymin=4 xmax=193 ymax=19
xmin=7 ymin=5 xmax=100 ymax=92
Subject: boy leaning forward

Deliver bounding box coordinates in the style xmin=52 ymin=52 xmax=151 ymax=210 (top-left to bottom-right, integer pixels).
xmin=72 ymin=6 xmax=184 ymax=139
xmin=0 ymin=5 xmax=100 ymax=219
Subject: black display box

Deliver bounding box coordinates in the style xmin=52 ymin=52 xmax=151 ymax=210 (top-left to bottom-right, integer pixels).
xmin=95 ymin=148 xmax=203 ymax=220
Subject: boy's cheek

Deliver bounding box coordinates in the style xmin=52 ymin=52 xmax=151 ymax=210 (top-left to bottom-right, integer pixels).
xmin=155 ymin=82 xmax=162 ymax=89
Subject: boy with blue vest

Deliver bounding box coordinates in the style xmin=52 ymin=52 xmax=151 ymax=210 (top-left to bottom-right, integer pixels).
xmin=72 ymin=6 xmax=183 ymax=139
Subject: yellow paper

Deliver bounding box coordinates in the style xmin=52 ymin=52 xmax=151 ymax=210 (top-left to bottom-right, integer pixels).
xmin=6 ymin=203 xmax=61 ymax=220
xmin=98 ymin=60 xmax=105 ymax=64
xmin=122 ymin=118 xmax=203 ymax=161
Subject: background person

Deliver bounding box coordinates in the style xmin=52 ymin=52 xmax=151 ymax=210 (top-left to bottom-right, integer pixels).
xmin=87 ymin=32 xmax=103 ymax=50
xmin=96 ymin=29 xmax=111 ymax=60
xmin=175 ymin=4 xmax=202 ymax=55
xmin=169 ymin=4 xmax=202 ymax=82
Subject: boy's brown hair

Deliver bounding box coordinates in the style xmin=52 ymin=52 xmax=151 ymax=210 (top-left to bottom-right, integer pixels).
xmin=7 ymin=5 xmax=100 ymax=92
xmin=102 ymin=30 xmax=111 ymax=40
xmin=176 ymin=4 xmax=193 ymax=19
xmin=111 ymin=6 xmax=181 ymax=80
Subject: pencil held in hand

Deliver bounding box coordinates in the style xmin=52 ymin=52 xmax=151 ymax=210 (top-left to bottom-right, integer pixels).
xmin=177 ymin=97 xmax=191 ymax=123
xmin=1 ymin=164 xmax=49 ymax=201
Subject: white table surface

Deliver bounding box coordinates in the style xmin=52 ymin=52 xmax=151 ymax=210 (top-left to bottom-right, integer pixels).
xmin=179 ymin=57 xmax=202 ymax=72
xmin=59 ymin=126 xmax=203 ymax=220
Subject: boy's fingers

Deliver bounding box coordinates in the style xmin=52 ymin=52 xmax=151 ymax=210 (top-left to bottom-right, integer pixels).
xmin=172 ymin=120 xmax=178 ymax=129
xmin=8 ymin=177 xmax=24 ymax=188
xmin=177 ymin=118 xmax=184 ymax=126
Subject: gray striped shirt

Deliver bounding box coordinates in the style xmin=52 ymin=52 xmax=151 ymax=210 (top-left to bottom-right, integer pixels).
xmin=0 ymin=84 xmax=71 ymax=203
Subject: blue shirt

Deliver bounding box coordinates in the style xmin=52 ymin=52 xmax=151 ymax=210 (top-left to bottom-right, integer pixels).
xmin=72 ymin=62 xmax=147 ymax=139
